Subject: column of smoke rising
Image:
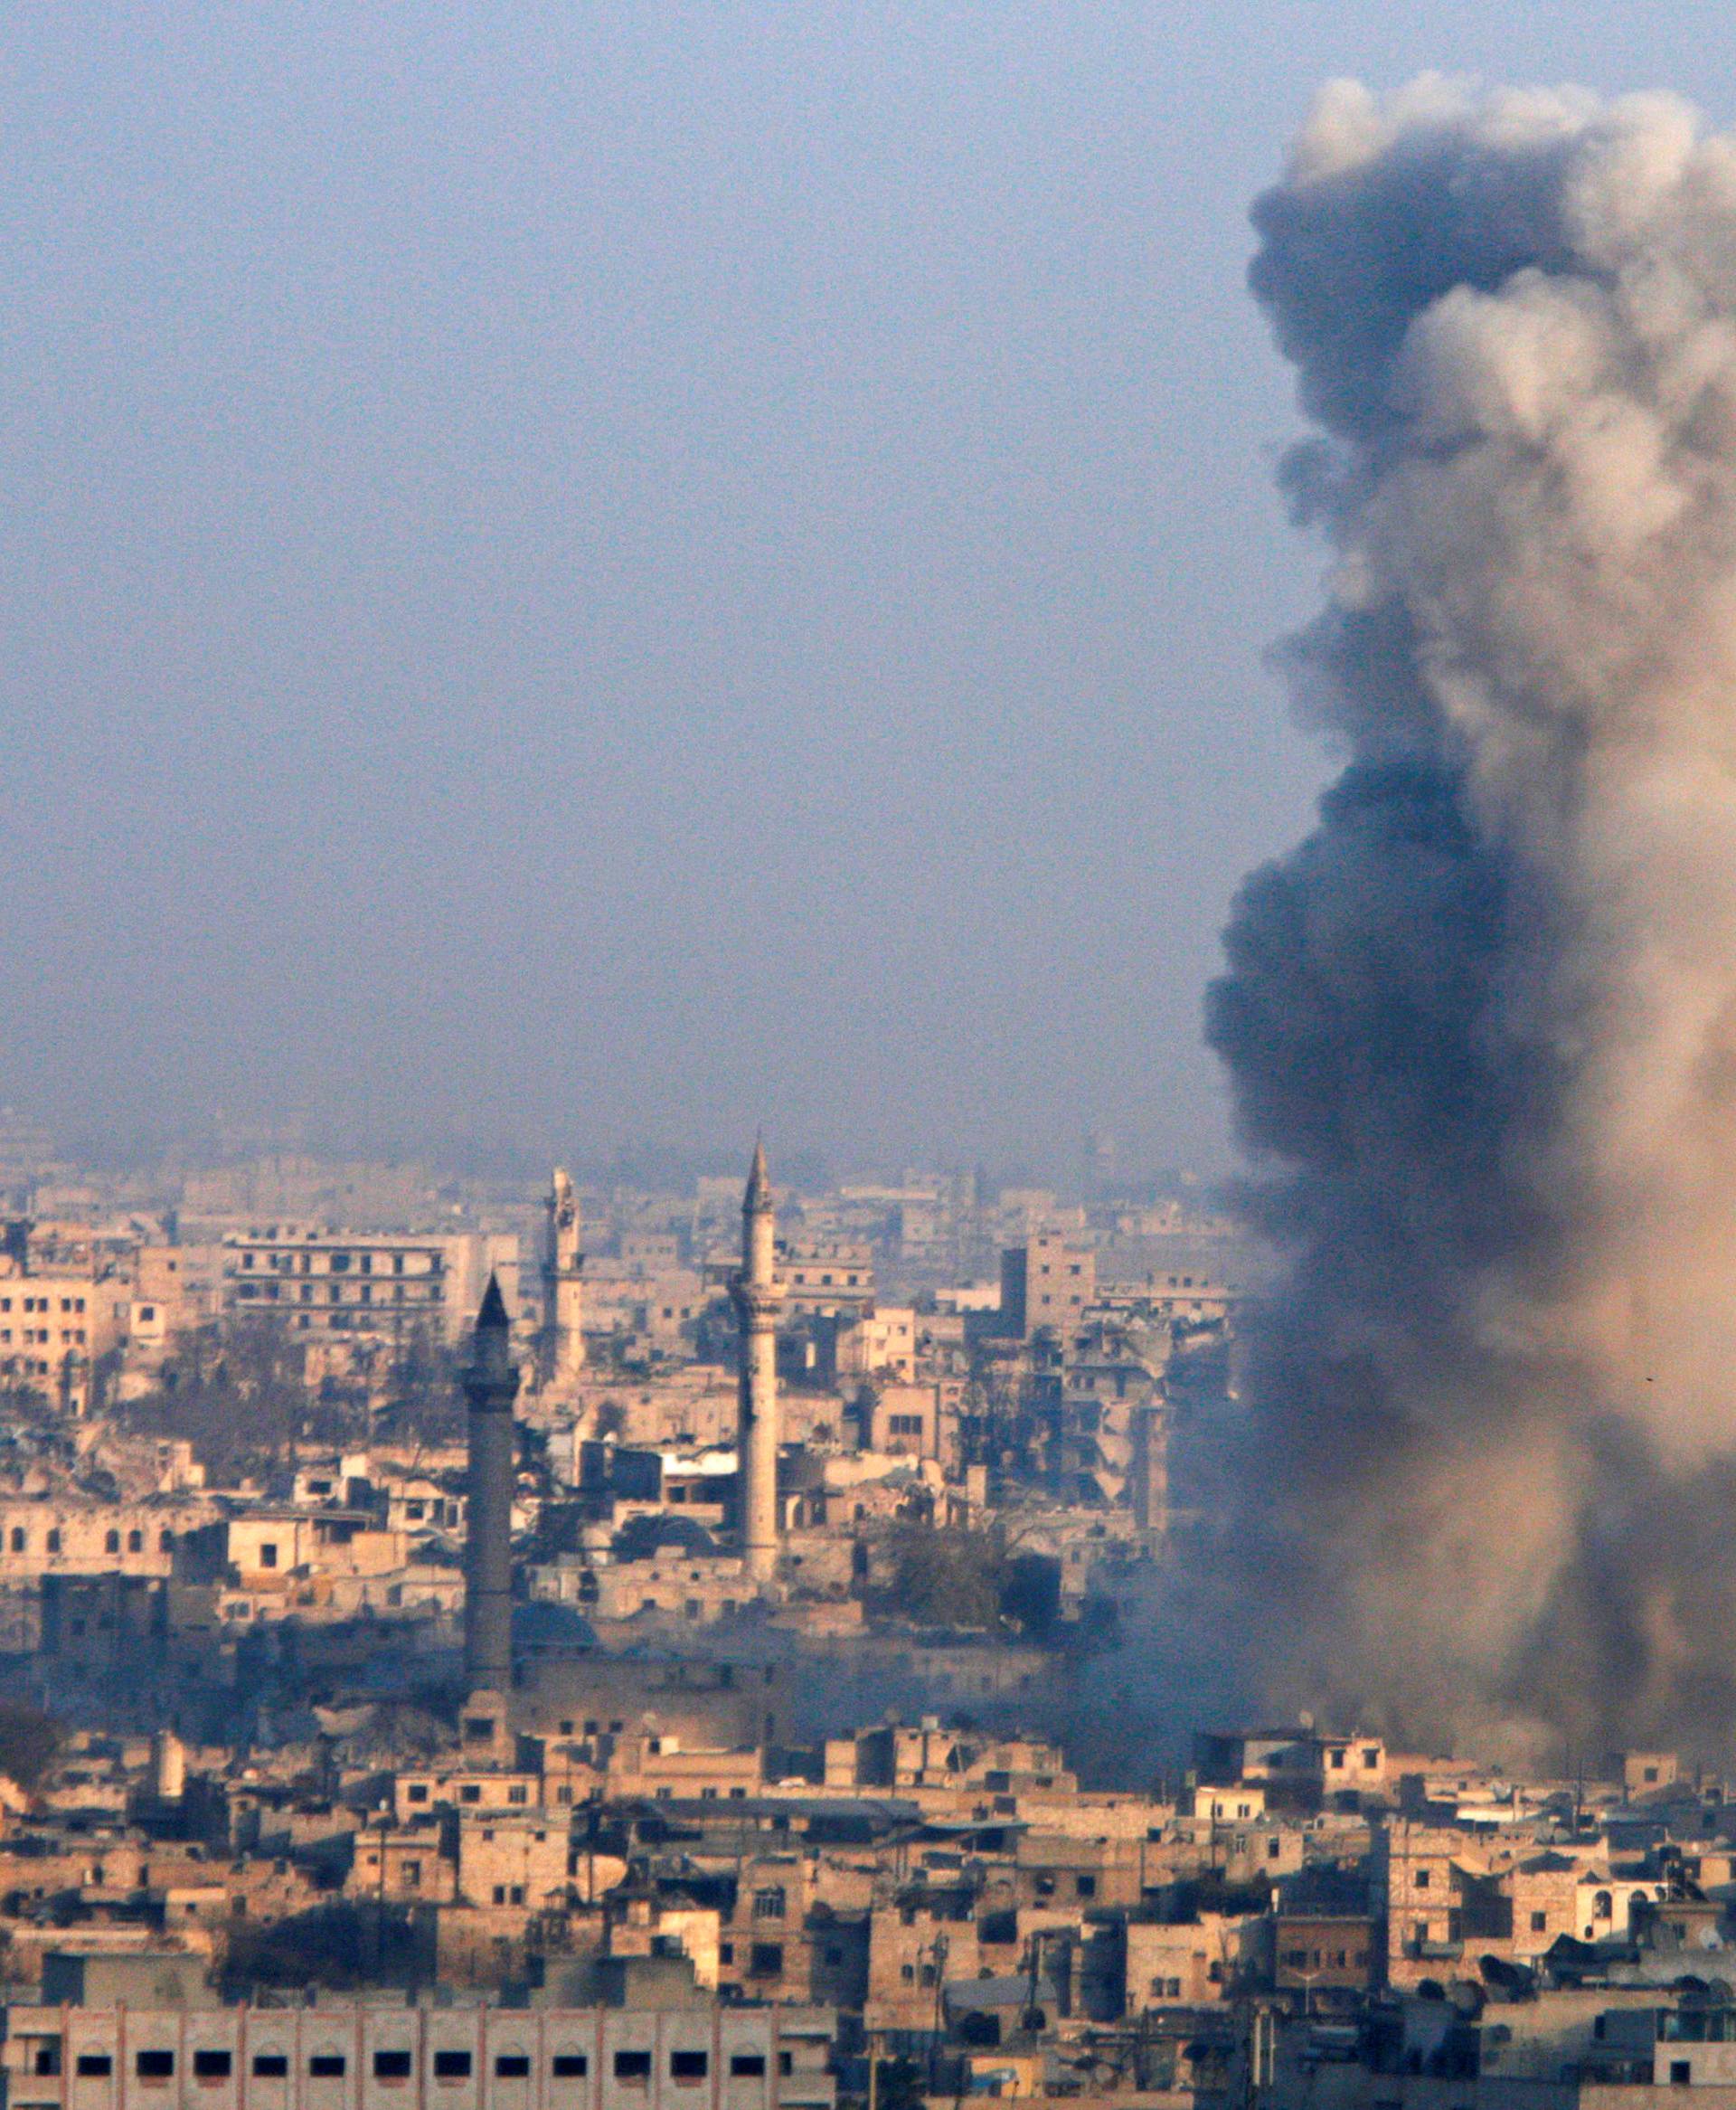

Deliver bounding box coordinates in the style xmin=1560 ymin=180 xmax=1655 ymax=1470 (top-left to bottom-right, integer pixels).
xmin=1208 ymin=78 xmax=1736 ymax=1757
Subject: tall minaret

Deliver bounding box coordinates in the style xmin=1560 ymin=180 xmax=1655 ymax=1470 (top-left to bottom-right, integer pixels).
xmin=542 ymin=1167 xmax=586 ymax=1386
xmin=463 ymin=1274 xmax=521 ymax=1696
xmin=731 ymin=1138 xmax=782 ymax=1584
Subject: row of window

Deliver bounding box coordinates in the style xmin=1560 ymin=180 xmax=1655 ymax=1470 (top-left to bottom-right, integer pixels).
xmin=76 ymin=2049 xmax=769 ymax=2084
xmin=235 ymin=1282 xmax=436 ymax=1306
xmin=0 ymin=1295 xmax=86 ymax=1314
xmin=405 ymin=1781 xmax=533 ymax=1806
xmin=0 ymin=1328 xmax=85 ymax=1347
xmin=8 ymin=1528 xmax=171 ymax=1555
xmin=237 ymin=1251 xmax=426 ymax=1275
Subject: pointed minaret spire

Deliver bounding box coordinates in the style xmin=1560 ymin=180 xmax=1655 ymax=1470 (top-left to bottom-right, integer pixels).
xmin=745 ymin=1134 xmax=771 ymax=1213
xmin=463 ymin=1273 xmax=521 ymax=1698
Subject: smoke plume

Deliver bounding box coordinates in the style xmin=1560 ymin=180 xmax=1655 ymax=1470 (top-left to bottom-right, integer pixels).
xmin=1209 ymin=77 xmax=1736 ymax=1757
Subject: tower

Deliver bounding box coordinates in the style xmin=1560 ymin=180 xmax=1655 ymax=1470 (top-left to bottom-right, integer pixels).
xmin=542 ymin=1167 xmax=586 ymax=1386
xmin=731 ymin=1138 xmax=782 ymax=1583
xmin=463 ymin=1274 xmax=521 ymax=1696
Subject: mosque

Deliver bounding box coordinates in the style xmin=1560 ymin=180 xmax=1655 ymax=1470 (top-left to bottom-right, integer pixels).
xmin=456 ymin=1145 xmax=788 ymax=1749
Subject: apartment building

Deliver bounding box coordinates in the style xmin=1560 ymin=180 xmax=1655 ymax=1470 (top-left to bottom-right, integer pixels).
xmin=0 ymin=2001 xmax=837 ymax=2110
xmin=222 ymin=1228 xmax=518 ymax=1346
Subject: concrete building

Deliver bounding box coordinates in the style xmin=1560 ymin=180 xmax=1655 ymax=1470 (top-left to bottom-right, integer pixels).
xmin=775 ymin=1244 xmax=874 ymax=1319
xmin=0 ymin=1266 xmax=126 ymax=1413
xmin=1000 ymin=1233 xmax=1096 ymax=1339
xmin=223 ymin=1226 xmax=518 ymax=1347
xmin=731 ymin=1144 xmax=781 ymax=1586
xmin=0 ymin=2001 xmax=836 ymax=2110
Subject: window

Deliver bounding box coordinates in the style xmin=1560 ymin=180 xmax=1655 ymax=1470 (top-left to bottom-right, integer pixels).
xmin=46 ymin=1529 xmax=60 ymax=1553
xmin=749 ymin=1944 xmax=784 ymax=1978
xmin=193 ymin=2052 xmax=233 ymax=2080
xmin=729 ymin=2056 xmax=767 ymax=2079
xmin=137 ymin=2052 xmax=176 ymax=2080
xmin=105 ymin=1530 xmax=119 ymax=1554
xmin=309 ymin=2056 xmax=346 ymax=2078
xmin=1531 ymin=1911 xmax=1548 ymax=1932
xmin=407 ymin=1784 xmax=429 ymax=1803
xmin=259 ymin=1544 xmax=278 ymax=1569
xmin=1414 ymin=1869 xmax=1430 ymax=1888
xmin=1673 ymin=2063 xmax=1692 ymax=2086
xmin=495 ymin=2058 xmax=531 ymax=2079
xmin=671 ymin=2054 xmax=709 ymax=2082
xmin=613 ymin=2053 xmax=653 ymax=2084
xmin=252 ymin=2055 xmax=288 ymax=2078
xmin=34 ymin=2046 xmax=61 ymax=2077
xmin=752 ymin=1887 xmax=787 ymax=1920
xmin=551 ymin=2055 xmax=588 ymax=2079
xmin=77 ymin=2056 xmax=114 ymax=2078
xmin=127 ymin=1530 xmax=142 ymax=1553
xmin=8 ymin=1529 xmax=21 ymax=1552
xmin=429 ymin=2052 xmax=469 ymax=2080
xmin=1076 ymin=1874 xmax=1097 ymax=1898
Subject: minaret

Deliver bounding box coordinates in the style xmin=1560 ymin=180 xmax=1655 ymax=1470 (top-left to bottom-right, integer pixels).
xmin=731 ymin=1139 xmax=782 ymax=1584
xmin=542 ymin=1167 xmax=586 ymax=1386
xmin=463 ymin=1274 xmax=521 ymax=1696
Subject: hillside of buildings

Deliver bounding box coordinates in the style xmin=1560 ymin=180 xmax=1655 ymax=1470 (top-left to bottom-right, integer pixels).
xmin=0 ymin=1133 xmax=1721 ymax=2110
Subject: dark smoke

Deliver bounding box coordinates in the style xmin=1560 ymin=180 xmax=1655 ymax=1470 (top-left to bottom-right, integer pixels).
xmin=1209 ymin=78 xmax=1736 ymax=1759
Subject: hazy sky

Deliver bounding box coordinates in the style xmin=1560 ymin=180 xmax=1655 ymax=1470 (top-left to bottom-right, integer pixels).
xmin=7 ymin=2 xmax=1736 ymax=1177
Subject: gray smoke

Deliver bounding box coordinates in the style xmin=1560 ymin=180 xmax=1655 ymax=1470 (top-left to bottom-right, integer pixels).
xmin=1209 ymin=78 xmax=1736 ymax=1759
